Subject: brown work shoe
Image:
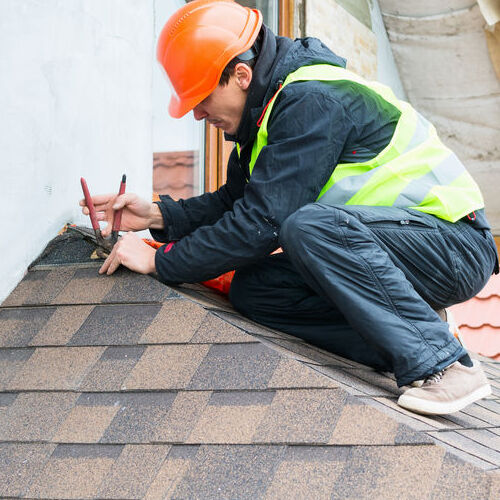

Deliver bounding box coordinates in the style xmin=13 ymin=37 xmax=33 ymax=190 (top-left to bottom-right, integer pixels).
xmin=398 ymin=360 xmax=491 ymax=415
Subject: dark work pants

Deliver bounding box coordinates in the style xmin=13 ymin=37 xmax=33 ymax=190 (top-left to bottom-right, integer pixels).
xmin=229 ymin=204 xmax=498 ymax=386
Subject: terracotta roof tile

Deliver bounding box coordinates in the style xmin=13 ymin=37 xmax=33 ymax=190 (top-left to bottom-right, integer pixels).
xmin=450 ymin=271 xmax=500 ymax=360
xmin=153 ymin=151 xmax=198 ymax=199
xmin=452 ymin=297 xmax=500 ymax=328
xmin=1 ymin=234 xmax=499 ymax=496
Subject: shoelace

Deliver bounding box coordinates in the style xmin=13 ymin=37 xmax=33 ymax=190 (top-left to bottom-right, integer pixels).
xmin=423 ymin=370 xmax=445 ymax=385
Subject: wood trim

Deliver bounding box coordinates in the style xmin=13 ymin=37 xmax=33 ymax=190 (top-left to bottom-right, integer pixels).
xmin=279 ymin=0 xmax=294 ymax=38
xmin=204 ymin=125 xmax=220 ymax=193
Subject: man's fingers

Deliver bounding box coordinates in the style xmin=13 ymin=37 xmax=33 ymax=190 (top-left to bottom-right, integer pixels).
xmin=112 ymin=193 xmax=135 ymax=210
xmin=87 ymin=193 xmax=115 ymax=205
xmin=99 ymin=245 xmax=117 ymax=274
xmin=106 ymin=255 xmax=122 ymax=275
xmin=101 ymin=223 xmax=112 ymax=238
xmin=99 ymin=254 xmax=111 ymax=274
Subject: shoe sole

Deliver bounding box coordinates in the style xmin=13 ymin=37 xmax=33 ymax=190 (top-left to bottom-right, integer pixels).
xmin=397 ymin=384 xmax=492 ymax=415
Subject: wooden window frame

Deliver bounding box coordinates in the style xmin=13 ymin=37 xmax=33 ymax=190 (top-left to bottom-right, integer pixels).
xmin=204 ymin=0 xmax=294 ymax=192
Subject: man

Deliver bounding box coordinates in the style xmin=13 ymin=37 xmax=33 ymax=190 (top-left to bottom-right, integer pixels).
xmin=81 ymin=0 xmax=498 ymax=415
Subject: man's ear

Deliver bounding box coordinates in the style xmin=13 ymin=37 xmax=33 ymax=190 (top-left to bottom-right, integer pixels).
xmin=234 ymin=62 xmax=253 ymax=90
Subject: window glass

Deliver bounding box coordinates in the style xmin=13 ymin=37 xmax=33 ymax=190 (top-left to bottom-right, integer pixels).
xmin=237 ymin=1 xmax=278 ymax=33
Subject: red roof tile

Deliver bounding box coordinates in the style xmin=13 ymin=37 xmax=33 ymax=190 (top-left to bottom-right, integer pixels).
xmin=450 ymin=269 xmax=500 ymax=361
xmin=153 ymin=151 xmax=198 ymax=199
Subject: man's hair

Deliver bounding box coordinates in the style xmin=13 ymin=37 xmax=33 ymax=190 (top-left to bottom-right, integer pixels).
xmin=219 ymin=30 xmax=263 ymax=86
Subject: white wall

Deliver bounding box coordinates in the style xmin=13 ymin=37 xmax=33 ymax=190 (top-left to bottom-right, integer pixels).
xmin=153 ymin=0 xmax=202 ymax=153
xmin=0 ymin=0 xmax=154 ymax=303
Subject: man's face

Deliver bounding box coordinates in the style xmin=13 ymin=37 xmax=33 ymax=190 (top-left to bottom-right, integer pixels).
xmin=192 ymin=63 xmax=251 ymax=136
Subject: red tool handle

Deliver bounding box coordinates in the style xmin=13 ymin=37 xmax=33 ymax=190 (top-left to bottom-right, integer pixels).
xmin=80 ymin=177 xmax=99 ymax=231
xmin=112 ymin=174 xmax=127 ymax=232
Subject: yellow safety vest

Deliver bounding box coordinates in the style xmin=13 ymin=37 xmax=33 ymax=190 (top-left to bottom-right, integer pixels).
xmin=238 ymin=64 xmax=484 ymax=222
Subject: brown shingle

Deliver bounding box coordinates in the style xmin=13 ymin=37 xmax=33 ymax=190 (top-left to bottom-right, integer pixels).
xmin=187 ymin=404 xmax=270 ymax=444
xmin=264 ymin=457 xmax=343 ymax=499
xmin=53 ymin=406 xmax=120 ymax=443
xmin=153 ymin=391 xmax=211 ymax=442
xmin=30 ymin=305 xmax=94 ymax=346
xmin=0 ymin=307 xmax=56 ymax=347
xmin=143 ymin=456 xmax=191 ymax=500
xmin=190 ymin=312 xmax=256 ymax=343
xmin=7 ymin=347 xmax=104 ymax=391
xmin=188 ymin=343 xmax=282 ymax=390
xmin=139 ymin=299 xmax=208 ymax=344
xmin=1 ymin=268 xmax=75 ymax=307
xmin=79 ymin=346 xmax=145 ymax=391
xmin=267 ymin=358 xmax=339 ymax=389
xmin=69 ymin=304 xmax=162 ymax=346
xmin=0 ymin=443 xmax=56 ymax=498
xmin=97 ymin=445 xmax=169 ymax=499
xmin=99 ymin=393 xmax=177 ymax=443
xmin=331 ymin=445 xmax=445 ymax=499
xmin=55 ymin=268 xmax=116 ymax=304
xmin=27 ymin=445 xmax=121 ymax=499
xmin=328 ymin=403 xmax=400 ymax=445
xmin=123 ymin=345 xmax=210 ymax=390
xmin=0 ymin=348 xmax=34 ymax=390
xmin=170 ymin=445 xmax=284 ymax=499
xmin=254 ymin=389 xmax=347 ymax=444
xmin=0 ymin=392 xmax=78 ymax=441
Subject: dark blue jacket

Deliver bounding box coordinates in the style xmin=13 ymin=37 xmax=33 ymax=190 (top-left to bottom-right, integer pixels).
xmin=151 ymin=26 xmax=486 ymax=284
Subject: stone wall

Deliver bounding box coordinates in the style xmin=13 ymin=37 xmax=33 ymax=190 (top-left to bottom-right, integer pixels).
xmin=305 ymin=0 xmax=377 ymax=79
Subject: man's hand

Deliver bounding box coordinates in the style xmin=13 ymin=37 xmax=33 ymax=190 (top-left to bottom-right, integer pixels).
xmin=79 ymin=193 xmax=164 ymax=237
xmin=99 ymin=232 xmax=157 ymax=275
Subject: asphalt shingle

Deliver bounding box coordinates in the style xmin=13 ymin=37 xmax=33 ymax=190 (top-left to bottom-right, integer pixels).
xmin=1 ymin=238 xmax=499 ymax=497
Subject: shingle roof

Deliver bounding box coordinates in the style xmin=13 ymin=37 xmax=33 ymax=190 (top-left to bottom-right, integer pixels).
xmin=1 ymin=235 xmax=499 ymax=498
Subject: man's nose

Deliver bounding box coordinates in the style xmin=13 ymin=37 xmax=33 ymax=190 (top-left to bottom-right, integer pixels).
xmin=193 ymin=105 xmax=207 ymax=121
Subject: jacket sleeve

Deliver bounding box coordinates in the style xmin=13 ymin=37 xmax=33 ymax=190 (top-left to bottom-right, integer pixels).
xmin=150 ymin=147 xmax=246 ymax=242
xmin=154 ymin=82 xmax=352 ymax=283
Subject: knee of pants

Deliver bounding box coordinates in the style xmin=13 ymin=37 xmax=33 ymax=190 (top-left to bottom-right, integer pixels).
xmin=279 ymin=203 xmax=343 ymax=255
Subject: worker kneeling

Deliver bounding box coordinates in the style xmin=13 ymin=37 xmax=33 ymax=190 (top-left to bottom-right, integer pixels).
xmin=82 ymin=0 xmax=499 ymax=416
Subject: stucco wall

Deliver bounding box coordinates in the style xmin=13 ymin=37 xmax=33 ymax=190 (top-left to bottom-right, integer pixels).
xmin=0 ymin=0 xmax=154 ymax=303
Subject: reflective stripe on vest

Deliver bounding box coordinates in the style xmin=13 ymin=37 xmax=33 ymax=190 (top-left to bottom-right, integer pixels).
xmin=238 ymin=64 xmax=484 ymax=222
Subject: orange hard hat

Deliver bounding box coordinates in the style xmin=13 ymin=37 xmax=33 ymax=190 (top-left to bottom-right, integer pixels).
xmin=156 ymin=0 xmax=263 ymax=118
